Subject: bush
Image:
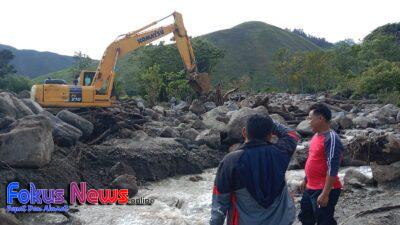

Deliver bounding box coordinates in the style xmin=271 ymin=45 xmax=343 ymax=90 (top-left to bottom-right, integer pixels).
xmin=354 ymin=61 xmax=400 ymax=97
xmin=0 ymin=74 xmax=32 ymax=93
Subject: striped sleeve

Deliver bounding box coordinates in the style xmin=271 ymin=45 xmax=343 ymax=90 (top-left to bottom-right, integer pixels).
xmin=323 ymin=131 xmax=344 ymax=177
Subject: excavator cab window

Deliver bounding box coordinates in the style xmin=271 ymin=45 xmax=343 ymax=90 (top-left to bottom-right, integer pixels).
xmin=82 ymin=71 xmax=96 ymax=86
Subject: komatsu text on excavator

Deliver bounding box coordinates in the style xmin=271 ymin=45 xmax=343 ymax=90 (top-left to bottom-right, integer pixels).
xmin=31 ymin=12 xmax=211 ymax=107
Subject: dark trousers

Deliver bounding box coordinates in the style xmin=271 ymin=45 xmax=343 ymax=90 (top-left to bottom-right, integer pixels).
xmin=298 ymin=189 xmax=341 ymax=225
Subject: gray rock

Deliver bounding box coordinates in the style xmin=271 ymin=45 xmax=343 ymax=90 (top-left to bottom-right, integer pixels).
xmin=353 ymin=116 xmax=374 ymax=129
xmin=0 ymin=92 xmax=18 ymax=119
xmin=202 ymin=106 xmax=230 ymax=132
xmin=39 ymin=111 xmax=82 ymax=147
xmin=191 ymin=119 xmax=205 ymax=130
xmin=225 ymin=107 xmax=267 ymax=143
xmin=189 ymin=99 xmax=206 ymax=115
xmin=373 ymin=104 xmax=400 ymax=118
xmin=0 ymin=116 xmax=15 ymax=130
xmin=0 ymin=115 xmax=54 ymax=168
xmin=160 ymin=126 xmax=179 ymax=138
xmin=182 ymin=128 xmax=200 ymax=140
xmin=371 ymin=161 xmax=400 ymax=183
xmin=110 ymin=174 xmax=138 ymax=197
xmin=333 ymin=113 xmax=353 ymax=129
xmin=173 ymin=101 xmax=188 ymax=111
xmin=17 ymin=90 xmax=30 ymax=99
xmin=253 ymin=106 xmax=269 ymax=115
xmin=56 ymin=110 xmax=94 ymax=138
xmin=0 ymin=208 xmax=21 ymax=225
xmin=195 ymin=129 xmax=221 ymax=149
xmin=165 ymin=109 xmax=179 ymax=117
xmin=11 ymin=96 xmax=34 ymax=118
xmin=152 ymin=105 xmax=165 ymax=114
xmin=270 ymin=114 xmax=287 ymax=125
xmin=343 ymin=168 xmax=373 ymax=188
xmin=204 ymin=102 xmax=217 ymax=111
xmin=109 ymin=162 xmax=136 ymax=179
xmin=22 ymin=99 xmax=43 ymax=114
xmin=224 ymin=101 xmax=239 ymax=111
xmin=296 ymin=119 xmax=313 ymax=136
xmin=143 ymin=108 xmax=161 ymax=120
xmin=385 ymin=133 xmax=400 ymax=151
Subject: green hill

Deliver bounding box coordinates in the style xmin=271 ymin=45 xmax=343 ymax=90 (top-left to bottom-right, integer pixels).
xmin=201 ymin=21 xmax=321 ymax=89
xmin=0 ymin=44 xmax=74 ymax=77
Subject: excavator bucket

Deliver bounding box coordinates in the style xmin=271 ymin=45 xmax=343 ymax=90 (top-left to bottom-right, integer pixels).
xmin=188 ymin=72 xmax=211 ymax=95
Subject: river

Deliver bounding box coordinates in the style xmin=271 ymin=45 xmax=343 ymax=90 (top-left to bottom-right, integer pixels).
xmin=74 ymin=166 xmax=372 ymax=225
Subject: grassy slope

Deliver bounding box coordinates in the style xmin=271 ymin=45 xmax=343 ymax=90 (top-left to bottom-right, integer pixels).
xmin=202 ymin=21 xmax=321 ymax=90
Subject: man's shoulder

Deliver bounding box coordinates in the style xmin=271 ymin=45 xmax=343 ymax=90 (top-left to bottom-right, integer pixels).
xmin=223 ymin=148 xmax=244 ymax=163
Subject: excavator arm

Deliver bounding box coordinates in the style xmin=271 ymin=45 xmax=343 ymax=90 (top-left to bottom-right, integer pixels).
xmin=92 ymin=12 xmax=210 ymax=97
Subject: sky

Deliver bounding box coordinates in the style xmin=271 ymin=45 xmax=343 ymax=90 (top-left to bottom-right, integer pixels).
xmin=1 ymin=0 xmax=399 ymax=59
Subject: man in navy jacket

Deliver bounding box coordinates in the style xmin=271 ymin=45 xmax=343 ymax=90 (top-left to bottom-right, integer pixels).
xmin=210 ymin=114 xmax=299 ymax=225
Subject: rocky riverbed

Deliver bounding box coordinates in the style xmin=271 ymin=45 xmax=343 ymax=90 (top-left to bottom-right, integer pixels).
xmin=0 ymin=90 xmax=399 ymax=224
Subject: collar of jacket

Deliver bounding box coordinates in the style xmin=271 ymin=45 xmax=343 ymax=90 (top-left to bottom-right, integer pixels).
xmin=239 ymin=139 xmax=271 ymax=150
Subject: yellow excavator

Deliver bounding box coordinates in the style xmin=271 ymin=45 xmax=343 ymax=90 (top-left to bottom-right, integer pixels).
xmin=31 ymin=12 xmax=211 ymax=108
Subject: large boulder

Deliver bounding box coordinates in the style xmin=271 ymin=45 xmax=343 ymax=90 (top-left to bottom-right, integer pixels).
xmin=353 ymin=116 xmax=374 ymax=129
xmin=22 ymin=99 xmax=43 ymax=114
xmin=182 ymin=128 xmax=200 ymax=140
xmin=0 ymin=115 xmax=54 ymax=168
xmin=143 ymin=108 xmax=161 ymax=120
xmin=343 ymin=168 xmax=373 ymax=189
xmin=110 ymin=174 xmax=138 ymax=197
xmin=202 ymin=106 xmax=230 ymax=132
xmin=11 ymin=97 xmax=34 ymax=118
xmin=371 ymin=161 xmax=400 ymax=183
xmin=225 ymin=107 xmax=268 ymax=143
xmin=373 ymin=104 xmax=400 ymax=118
xmin=270 ymin=114 xmax=287 ymax=125
xmin=39 ymin=111 xmax=82 ymax=147
xmin=82 ymin=137 xmax=225 ymax=184
xmin=160 ymin=126 xmax=179 ymax=138
xmin=332 ymin=113 xmax=353 ymax=129
xmin=189 ymin=99 xmax=206 ymax=115
xmin=56 ymin=110 xmax=94 ymax=138
xmin=296 ymin=120 xmax=313 ymax=136
xmin=195 ymin=129 xmax=221 ymax=149
xmin=0 ymin=92 xmax=18 ymax=119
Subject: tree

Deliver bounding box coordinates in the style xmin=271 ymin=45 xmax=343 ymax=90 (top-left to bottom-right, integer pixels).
xmin=70 ymin=51 xmax=92 ymax=80
xmin=0 ymin=49 xmax=16 ymax=78
xmin=137 ymin=64 xmax=162 ymax=106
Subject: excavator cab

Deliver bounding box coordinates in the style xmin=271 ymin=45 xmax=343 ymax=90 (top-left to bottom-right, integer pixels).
xmin=79 ymin=70 xmax=96 ymax=86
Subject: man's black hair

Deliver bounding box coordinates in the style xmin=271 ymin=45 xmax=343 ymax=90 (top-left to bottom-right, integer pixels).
xmin=245 ymin=114 xmax=273 ymax=141
xmin=309 ymin=103 xmax=332 ymax=121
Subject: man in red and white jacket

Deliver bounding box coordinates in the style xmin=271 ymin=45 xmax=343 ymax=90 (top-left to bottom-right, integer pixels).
xmin=298 ymin=103 xmax=344 ymax=225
